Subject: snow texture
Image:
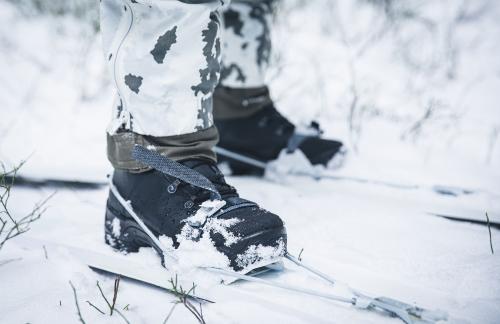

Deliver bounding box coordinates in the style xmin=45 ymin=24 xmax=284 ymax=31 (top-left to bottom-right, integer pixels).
xmin=183 ymin=199 xmax=226 ymax=227
xmin=1 ymin=1 xmax=500 ymax=323
xmin=111 ymin=217 xmax=121 ymax=238
xmin=235 ymin=238 xmax=286 ymax=270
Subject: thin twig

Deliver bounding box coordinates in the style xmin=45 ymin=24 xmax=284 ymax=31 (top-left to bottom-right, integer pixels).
xmin=298 ymin=248 xmax=304 ymax=261
xmin=486 ymin=212 xmax=494 ymax=254
xmin=168 ymin=276 xmax=206 ymax=324
xmin=69 ymin=281 xmax=86 ymax=324
xmin=163 ymin=303 xmax=179 ymax=324
xmin=43 ymin=245 xmax=48 ymax=259
xmin=96 ymin=281 xmax=113 ymax=312
xmin=0 ymin=257 xmax=22 ymax=267
xmin=111 ymin=276 xmax=121 ymax=315
xmin=0 ymin=171 xmax=54 ymax=250
xmin=96 ymin=279 xmax=130 ymax=324
xmin=86 ymin=301 xmax=105 ymax=315
xmin=114 ymin=309 xmax=131 ymax=324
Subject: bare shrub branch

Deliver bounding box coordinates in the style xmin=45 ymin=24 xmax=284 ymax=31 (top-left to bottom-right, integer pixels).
xmin=165 ymin=275 xmax=206 ymax=324
xmin=94 ymin=278 xmax=130 ymax=324
xmin=0 ymin=161 xmax=53 ymax=251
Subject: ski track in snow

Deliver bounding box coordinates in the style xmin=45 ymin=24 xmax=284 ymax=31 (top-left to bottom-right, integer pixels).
xmin=1 ymin=1 xmax=500 ymax=323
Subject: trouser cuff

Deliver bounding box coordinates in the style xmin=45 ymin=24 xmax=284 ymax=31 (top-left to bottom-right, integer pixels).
xmin=107 ymin=126 xmax=219 ymax=172
xmin=213 ymin=86 xmax=273 ymax=120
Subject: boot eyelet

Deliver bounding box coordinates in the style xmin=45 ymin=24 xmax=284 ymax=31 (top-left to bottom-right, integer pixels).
xmin=167 ymin=180 xmax=180 ymax=194
xmin=184 ymin=200 xmax=194 ymax=209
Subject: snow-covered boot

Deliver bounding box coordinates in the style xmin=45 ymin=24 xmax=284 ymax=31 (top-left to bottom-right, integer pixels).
xmin=104 ymin=155 xmax=287 ymax=272
xmin=214 ymin=86 xmax=346 ymax=175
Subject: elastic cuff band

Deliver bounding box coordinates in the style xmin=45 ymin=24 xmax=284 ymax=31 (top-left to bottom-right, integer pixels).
xmin=107 ymin=126 xmax=219 ymax=172
xmin=213 ymin=85 xmax=273 ymax=120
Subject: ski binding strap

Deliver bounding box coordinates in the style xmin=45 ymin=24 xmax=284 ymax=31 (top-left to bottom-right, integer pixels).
xmin=286 ymin=253 xmax=448 ymax=324
xmin=353 ymin=294 xmax=448 ymax=324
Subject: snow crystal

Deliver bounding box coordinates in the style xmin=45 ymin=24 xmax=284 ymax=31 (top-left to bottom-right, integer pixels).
xmin=158 ymin=235 xmax=175 ymax=249
xmin=327 ymin=145 xmax=348 ymax=170
xmin=183 ymin=199 xmax=226 ymax=227
xmin=204 ymin=217 xmax=242 ymax=247
xmin=105 ymin=233 xmax=117 ymax=248
xmin=172 ymin=214 xmax=243 ymax=281
xmin=179 ymin=224 xmax=202 ymax=241
xmin=111 ymin=217 xmax=121 ymax=237
xmin=173 ymin=230 xmax=232 ymax=277
xmin=177 ymin=216 xmax=242 ymax=250
xmin=235 ymin=238 xmax=286 ymax=270
xmin=266 ymin=149 xmax=324 ymax=180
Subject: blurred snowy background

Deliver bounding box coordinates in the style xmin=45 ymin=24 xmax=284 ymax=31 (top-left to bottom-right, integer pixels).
xmin=0 ymin=0 xmax=499 ymax=189
xmin=1 ymin=1 xmax=500 ymax=323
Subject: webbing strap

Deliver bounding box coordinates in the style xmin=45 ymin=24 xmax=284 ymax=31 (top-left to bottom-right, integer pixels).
xmin=132 ymin=145 xmax=221 ymax=200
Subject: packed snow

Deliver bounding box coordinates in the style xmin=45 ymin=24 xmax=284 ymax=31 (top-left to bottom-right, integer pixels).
xmin=1 ymin=1 xmax=500 ymax=323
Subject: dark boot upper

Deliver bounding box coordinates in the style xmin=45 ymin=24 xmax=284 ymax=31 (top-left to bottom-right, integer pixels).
xmin=214 ymin=86 xmax=345 ymax=173
xmin=107 ymin=158 xmax=286 ymax=270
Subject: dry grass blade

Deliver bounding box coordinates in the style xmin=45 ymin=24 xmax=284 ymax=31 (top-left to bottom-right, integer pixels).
xmin=69 ymin=281 xmax=86 ymax=324
xmin=111 ymin=276 xmax=121 ymax=315
xmin=298 ymin=248 xmax=304 ymax=261
xmin=96 ymin=280 xmax=113 ymax=312
xmin=96 ymin=278 xmax=130 ymax=324
xmin=163 ymin=302 xmax=179 ymax=324
xmin=486 ymin=212 xmax=494 ymax=254
xmin=168 ymin=275 xmax=206 ymax=324
xmin=86 ymin=300 xmax=105 ymax=315
xmin=0 ymin=257 xmax=22 ymax=267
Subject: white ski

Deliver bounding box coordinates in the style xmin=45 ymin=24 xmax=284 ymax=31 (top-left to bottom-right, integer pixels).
xmin=21 ymin=236 xmax=449 ymax=324
xmin=104 ymin=170 xmax=451 ymax=324
xmin=214 ymin=146 xmax=499 ymax=198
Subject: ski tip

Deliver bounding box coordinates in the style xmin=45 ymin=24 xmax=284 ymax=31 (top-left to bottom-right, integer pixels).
xmin=89 ymin=266 xmax=216 ymax=304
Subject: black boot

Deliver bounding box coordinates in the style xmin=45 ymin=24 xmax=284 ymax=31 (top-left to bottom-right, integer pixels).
xmin=104 ymin=158 xmax=286 ymax=272
xmin=214 ymin=86 xmax=346 ymax=175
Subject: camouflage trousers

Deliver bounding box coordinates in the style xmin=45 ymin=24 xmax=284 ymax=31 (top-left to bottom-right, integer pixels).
xmin=100 ymin=0 xmax=275 ymax=170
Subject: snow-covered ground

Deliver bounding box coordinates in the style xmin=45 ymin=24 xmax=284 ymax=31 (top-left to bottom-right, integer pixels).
xmin=2 ymin=176 xmax=500 ymax=323
xmin=1 ymin=1 xmax=500 ymax=323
